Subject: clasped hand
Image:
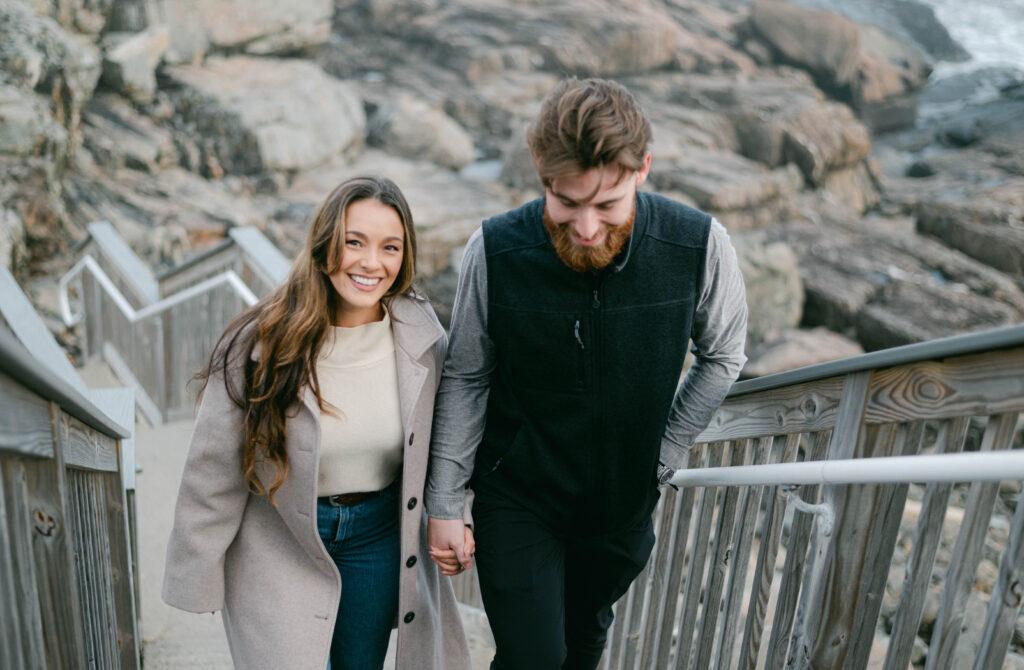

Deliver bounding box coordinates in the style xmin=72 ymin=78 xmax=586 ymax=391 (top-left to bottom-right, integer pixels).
xmin=427 ymin=517 xmax=475 ymax=576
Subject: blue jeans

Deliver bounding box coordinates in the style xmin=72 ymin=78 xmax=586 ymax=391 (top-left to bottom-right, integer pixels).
xmin=317 ymin=481 xmax=400 ymax=670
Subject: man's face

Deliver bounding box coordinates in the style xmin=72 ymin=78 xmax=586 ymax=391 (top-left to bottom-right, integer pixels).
xmin=543 ymin=155 xmax=651 ymax=272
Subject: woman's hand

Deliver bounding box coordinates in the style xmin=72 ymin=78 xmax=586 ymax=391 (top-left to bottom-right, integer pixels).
xmin=428 ymin=518 xmax=475 ymax=576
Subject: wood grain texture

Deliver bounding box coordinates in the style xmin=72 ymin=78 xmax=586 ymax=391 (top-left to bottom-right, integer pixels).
xmin=765 ymin=432 xmax=827 ymax=669
xmin=715 ymin=437 xmax=770 ymax=670
xmin=864 ymin=348 xmax=1024 ymax=424
xmin=2 ymin=458 xmax=47 ymax=669
xmin=883 ymin=418 xmax=969 ymax=670
xmin=61 ymin=413 xmax=119 ymax=472
xmin=697 ymin=377 xmax=846 ymax=443
xmin=693 ymin=442 xmax=748 ymax=670
xmin=674 ymin=443 xmax=724 ymax=670
xmin=926 ymin=413 xmax=1019 ymax=670
xmin=974 ymin=471 xmax=1024 ymax=670
xmin=25 ymin=408 xmax=87 ymax=669
xmin=0 ymin=373 xmax=56 ymax=459
xmin=650 ymin=448 xmax=702 ymax=668
xmin=845 ymin=421 xmax=925 ymax=669
xmin=0 ymin=464 xmax=28 ymax=670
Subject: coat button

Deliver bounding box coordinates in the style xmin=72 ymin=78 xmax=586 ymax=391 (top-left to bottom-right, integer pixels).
xmin=408 ymin=433 xmax=414 ymax=445
xmin=406 ymin=556 xmax=417 ymax=568
xmin=404 ymin=611 xmax=415 ymax=624
xmin=407 ymin=497 xmax=417 ymax=510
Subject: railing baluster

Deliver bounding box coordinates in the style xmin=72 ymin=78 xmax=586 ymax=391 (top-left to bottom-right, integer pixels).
xmin=763 ymin=432 xmax=818 ymax=669
xmin=974 ymin=434 xmax=1024 ymax=670
xmin=693 ymin=441 xmax=748 ymax=669
xmin=883 ymin=417 xmax=970 ymax=670
xmin=715 ymin=436 xmax=771 ymax=670
xmin=650 ymin=448 xmax=703 ymax=668
xmin=674 ymin=442 xmax=725 ymax=669
xmin=926 ymin=412 xmax=1020 ymax=670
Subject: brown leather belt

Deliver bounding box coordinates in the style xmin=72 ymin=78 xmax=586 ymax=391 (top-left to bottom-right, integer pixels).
xmin=320 ymin=490 xmax=381 ymax=507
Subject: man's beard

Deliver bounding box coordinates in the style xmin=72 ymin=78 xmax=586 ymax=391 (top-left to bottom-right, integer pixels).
xmin=543 ymin=206 xmax=635 ymax=273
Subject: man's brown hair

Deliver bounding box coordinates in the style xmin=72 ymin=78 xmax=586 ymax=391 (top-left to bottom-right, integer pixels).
xmin=527 ymin=77 xmax=652 ymax=187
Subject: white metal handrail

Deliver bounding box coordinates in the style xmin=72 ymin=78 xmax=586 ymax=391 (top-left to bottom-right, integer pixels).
xmin=58 ymin=255 xmax=258 ymax=328
xmin=670 ymin=448 xmax=1024 ymax=488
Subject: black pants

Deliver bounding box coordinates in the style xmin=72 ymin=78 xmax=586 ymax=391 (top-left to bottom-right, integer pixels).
xmin=473 ymin=490 xmax=656 ymax=670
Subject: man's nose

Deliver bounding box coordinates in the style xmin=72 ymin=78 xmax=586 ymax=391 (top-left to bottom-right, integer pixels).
xmin=573 ymin=208 xmax=600 ymax=241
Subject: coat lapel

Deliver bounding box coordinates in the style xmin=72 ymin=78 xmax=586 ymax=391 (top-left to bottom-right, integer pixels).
xmin=390 ymin=296 xmax=443 ymax=429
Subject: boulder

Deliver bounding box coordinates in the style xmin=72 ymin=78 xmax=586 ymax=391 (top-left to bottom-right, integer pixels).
xmin=100 ymin=25 xmax=168 ymax=103
xmin=749 ymin=0 xmax=861 ymax=91
xmin=851 ymin=23 xmax=932 ymax=132
xmin=651 ymin=149 xmax=803 ymax=230
xmin=0 ymin=1 xmax=102 ymax=139
xmin=749 ymin=0 xmax=931 ymax=131
xmin=160 ymin=0 xmax=332 ymax=63
xmin=80 ymin=93 xmax=176 ymax=172
xmin=731 ymin=234 xmax=804 ymax=341
xmin=822 ymin=162 xmax=881 ymax=214
xmin=0 ymin=208 xmax=25 ymax=274
xmin=768 ymin=213 xmax=1024 ymax=351
xmin=364 ymin=0 xmax=686 ymax=78
xmin=165 ymin=57 xmax=365 ymax=175
xmin=743 ymin=327 xmax=864 ymax=377
xmin=0 ymin=83 xmax=68 ymax=160
xmin=368 ymin=95 xmax=476 ymax=170
xmin=917 ymin=195 xmax=1024 ymax=276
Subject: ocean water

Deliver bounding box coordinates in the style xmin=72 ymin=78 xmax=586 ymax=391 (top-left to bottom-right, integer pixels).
xmin=919 ymin=0 xmax=1024 ymax=77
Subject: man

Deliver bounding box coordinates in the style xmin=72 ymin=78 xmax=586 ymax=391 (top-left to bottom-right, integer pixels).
xmin=425 ymin=77 xmax=748 ymax=670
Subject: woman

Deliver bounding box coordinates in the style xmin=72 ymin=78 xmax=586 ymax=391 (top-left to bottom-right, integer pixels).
xmin=163 ymin=176 xmax=473 ymax=670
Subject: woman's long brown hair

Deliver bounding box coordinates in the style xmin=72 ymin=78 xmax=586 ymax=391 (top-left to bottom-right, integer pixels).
xmin=195 ymin=176 xmax=418 ymax=503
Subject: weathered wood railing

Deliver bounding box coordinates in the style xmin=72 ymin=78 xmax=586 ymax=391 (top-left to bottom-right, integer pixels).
xmin=0 ymin=325 xmax=138 ymax=669
xmin=451 ymin=324 xmax=1024 ymax=668
xmin=60 ymin=222 xmax=289 ymax=424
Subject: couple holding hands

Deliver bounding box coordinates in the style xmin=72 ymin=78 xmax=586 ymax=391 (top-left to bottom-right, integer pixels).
xmin=163 ymin=77 xmax=748 ymax=670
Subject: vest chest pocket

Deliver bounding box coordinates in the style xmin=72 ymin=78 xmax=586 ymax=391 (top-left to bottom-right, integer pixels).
xmin=491 ymin=307 xmax=591 ymax=394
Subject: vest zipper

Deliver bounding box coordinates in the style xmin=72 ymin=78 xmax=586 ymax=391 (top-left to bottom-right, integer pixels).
xmin=574 ymin=317 xmax=585 ymax=386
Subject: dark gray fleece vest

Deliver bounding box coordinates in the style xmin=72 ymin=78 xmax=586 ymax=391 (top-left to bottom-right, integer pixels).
xmin=476 ymin=191 xmax=710 ymax=534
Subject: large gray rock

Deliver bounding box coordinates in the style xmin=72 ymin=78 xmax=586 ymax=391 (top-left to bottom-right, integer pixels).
xmin=743 ymin=327 xmax=863 ymax=377
xmin=750 ymin=0 xmax=861 ymax=90
xmin=0 ymin=83 xmax=68 ymax=159
xmin=159 ymin=0 xmax=332 ymax=64
xmin=731 ymin=233 xmax=804 ymax=341
xmin=917 ymin=195 xmax=1024 ymax=276
xmin=81 ymin=93 xmax=176 ymax=172
xmin=0 ymin=207 xmax=25 ymax=274
xmin=0 ymin=1 xmax=102 ymax=139
xmin=651 ymin=148 xmax=803 ymax=230
xmin=768 ymin=210 xmax=1024 ymax=350
xmin=165 ymin=57 xmax=365 ymax=175
xmin=750 ymin=0 xmax=931 ymax=131
xmin=100 ymin=26 xmax=169 ymax=103
xmin=368 ymin=95 xmax=476 ymax=170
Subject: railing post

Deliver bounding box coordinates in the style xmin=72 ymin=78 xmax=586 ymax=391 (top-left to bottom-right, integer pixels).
xmin=788 ymin=370 xmax=872 ymax=668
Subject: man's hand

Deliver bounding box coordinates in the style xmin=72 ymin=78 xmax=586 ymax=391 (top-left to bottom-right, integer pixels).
xmin=428 ymin=517 xmax=474 ymax=576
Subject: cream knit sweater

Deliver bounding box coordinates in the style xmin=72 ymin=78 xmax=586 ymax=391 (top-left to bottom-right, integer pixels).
xmin=315 ymin=314 xmax=404 ymax=496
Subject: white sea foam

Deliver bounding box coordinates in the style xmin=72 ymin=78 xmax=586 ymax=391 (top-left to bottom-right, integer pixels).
xmin=919 ymin=0 xmax=1024 ymax=77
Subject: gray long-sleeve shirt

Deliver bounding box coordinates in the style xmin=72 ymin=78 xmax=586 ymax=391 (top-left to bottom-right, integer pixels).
xmin=425 ymin=216 xmax=748 ymax=520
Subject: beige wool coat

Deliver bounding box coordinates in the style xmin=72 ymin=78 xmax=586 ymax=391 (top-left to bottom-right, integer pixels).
xmin=163 ymin=294 xmax=471 ymax=670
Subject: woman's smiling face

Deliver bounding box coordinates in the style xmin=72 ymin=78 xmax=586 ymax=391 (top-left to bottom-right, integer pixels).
xmin=328 ymin=198 xmax=405 ymax=327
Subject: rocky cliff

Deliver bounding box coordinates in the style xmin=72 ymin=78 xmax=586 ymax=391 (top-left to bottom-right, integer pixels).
xmin=2 ymin=0 xmax=1022 ymax=376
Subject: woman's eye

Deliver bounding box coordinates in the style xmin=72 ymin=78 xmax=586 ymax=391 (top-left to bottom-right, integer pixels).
xmin=385 ymin=244 xmax=402 ymax=253
xmin=346 ymin=239 xmax=361 ymax=247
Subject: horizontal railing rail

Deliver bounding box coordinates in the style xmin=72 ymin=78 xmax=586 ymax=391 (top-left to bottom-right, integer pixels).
xmin=59 ymin=255 xmax=258 ymax=423
xmin=585 ymin=325 xmax=1024 ymax=670
xmin=671 ymin=449 xmax=1024 ymax=488
xmin=59 ymin=255 xmax=258 ymax=327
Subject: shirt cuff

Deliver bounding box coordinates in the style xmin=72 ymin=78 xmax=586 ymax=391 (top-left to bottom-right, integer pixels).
xmin=425 ymin=491 xmax=467 ymax=520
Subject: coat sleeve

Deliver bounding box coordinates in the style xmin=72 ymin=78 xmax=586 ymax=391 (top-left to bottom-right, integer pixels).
xmin=162 ymin=348 xmax=251 ymax=613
